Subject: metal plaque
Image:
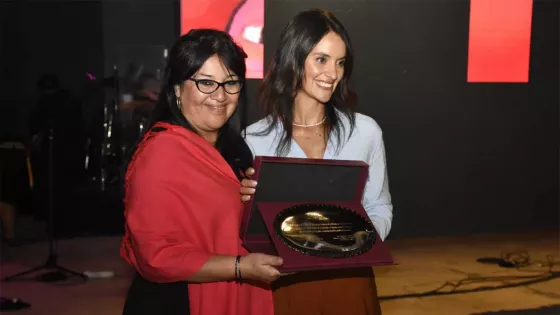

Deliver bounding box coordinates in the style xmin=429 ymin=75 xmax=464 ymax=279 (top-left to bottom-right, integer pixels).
xmin=273 ymin=204 xmax=376 ymax=258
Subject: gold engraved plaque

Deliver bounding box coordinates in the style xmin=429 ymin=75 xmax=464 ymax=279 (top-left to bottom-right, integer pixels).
xmin=274 ymin=204 xmax=376 ymax=258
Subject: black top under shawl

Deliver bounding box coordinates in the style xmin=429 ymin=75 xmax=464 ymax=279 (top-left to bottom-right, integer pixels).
xmin=122 ymin=272 xmax=191 ymax=315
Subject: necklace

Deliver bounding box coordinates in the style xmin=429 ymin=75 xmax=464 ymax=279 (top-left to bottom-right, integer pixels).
xmin=292 ymin=116 xmax=326 ymax=128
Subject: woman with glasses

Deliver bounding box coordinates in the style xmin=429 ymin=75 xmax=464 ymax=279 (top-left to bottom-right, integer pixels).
xmin=121 ymin=29 xmax=282 ymax=315
xmin=239 ymin=9 xmax=393 ymax=315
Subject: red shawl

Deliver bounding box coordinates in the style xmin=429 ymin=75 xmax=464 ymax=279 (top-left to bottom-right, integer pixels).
xmin=121 ymin=122 xmax=273 ymax=315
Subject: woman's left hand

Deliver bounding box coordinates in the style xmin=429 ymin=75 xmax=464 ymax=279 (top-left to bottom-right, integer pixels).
xmin=240 ymin=167 xmax=257 ymax=203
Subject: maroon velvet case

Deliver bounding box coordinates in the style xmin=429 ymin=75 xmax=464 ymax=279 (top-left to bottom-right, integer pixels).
xmin=240 ymin=156 xmax=394 ymax=273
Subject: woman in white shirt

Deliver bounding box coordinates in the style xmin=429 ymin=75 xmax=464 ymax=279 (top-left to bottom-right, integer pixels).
xmin=239 ymin=8 xmax=393 ymax=315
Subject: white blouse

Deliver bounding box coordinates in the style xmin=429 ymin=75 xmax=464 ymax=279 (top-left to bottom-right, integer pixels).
xmin=244 ymin=112 xmax=393 ymax=240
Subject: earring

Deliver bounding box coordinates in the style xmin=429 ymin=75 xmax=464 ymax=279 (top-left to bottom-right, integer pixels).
xmin=176 ymin=97 xmax=181 ymax=109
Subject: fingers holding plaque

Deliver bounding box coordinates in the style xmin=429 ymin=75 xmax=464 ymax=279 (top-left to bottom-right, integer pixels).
xmin=274 ymin=204 xmax=376 ymax=258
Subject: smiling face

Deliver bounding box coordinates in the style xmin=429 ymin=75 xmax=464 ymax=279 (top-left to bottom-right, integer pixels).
xmin=175 ymin=54 xmax=242 ymax=142
xmin=297 ymin=32 xmax=347 ymax=104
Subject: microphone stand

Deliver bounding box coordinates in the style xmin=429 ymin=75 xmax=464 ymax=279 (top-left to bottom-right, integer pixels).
xmin=3 ymin=125 xmax=86 ymax=282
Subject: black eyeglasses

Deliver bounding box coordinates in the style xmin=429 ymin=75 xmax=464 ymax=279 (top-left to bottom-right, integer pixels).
xmin=188 ymin=78 xmax=244 ymax=95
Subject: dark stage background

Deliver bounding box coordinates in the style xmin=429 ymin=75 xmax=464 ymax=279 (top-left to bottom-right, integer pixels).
xmin=0 ymin=0 xmax=558 ymax=239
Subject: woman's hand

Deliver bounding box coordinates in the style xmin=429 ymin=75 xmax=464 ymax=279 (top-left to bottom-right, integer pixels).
xmin=239 ymin=253 xmax=283 ymax=283
xmin=240 ymin=167 xmax=257 ymax=203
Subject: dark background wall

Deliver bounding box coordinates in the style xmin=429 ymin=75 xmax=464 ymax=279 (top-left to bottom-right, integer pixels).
xmin=0 ymin=0 xmax=557 ymax=239
xmin=0 ymin=0 xmax=105 ymax=134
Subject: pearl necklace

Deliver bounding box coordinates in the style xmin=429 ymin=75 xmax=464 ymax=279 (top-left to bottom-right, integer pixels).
xmin=292 ymin=116 xmax=326 ymax=128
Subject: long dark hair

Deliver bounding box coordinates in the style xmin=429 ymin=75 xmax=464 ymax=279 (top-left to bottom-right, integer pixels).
xmin=256 ymin=9 xmax=357 ymax=156
xmin=129 ymin=29 xmax=253 ymax=175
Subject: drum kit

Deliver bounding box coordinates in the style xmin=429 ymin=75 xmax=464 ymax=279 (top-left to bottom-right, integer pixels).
xmin=83 ymin=64 xmax=161 ymax=192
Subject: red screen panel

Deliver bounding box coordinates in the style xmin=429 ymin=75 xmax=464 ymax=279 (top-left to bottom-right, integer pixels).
xmin=180 ymin=0 xmax=264 ymax=79
xmin=467 ymin=0 xmax=533 ymax=83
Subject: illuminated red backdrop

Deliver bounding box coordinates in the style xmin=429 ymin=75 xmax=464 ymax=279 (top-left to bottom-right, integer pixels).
xmin=467 ymin=0 xmax=533 ymax=82
xmin=180 ymin=0 xmax=264 ymax=79
xmin=181 ymin=0 xmax=534 ymax=83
